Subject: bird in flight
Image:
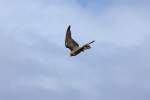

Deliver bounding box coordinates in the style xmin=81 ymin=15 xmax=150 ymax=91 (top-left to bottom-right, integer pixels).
xmin=65 ymin=25 xmax=95 ymax=56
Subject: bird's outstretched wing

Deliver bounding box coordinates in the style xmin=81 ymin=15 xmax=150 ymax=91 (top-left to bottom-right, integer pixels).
xmin=65 ymin=25 xmax=79 ymax=51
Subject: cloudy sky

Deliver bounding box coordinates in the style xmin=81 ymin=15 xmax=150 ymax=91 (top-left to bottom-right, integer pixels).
xmin=0 ymin=0 xmax=150 ymax=100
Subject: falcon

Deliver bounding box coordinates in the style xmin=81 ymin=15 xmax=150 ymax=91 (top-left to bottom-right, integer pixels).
xmin=65 ymin=25 xmax=95 ymax=56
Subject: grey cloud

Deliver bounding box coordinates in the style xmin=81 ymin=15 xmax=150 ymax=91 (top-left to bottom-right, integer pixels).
xmin=0 ymin=0 xmax=150 ymax=100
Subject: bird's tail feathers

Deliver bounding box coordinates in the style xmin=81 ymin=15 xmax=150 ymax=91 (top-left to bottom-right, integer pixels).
xmin=83 ymin=40 xmax=95 ymax=51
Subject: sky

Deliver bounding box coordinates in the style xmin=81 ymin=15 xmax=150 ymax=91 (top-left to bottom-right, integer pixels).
xmin=0 ymin=0 xmax=150 ymax=100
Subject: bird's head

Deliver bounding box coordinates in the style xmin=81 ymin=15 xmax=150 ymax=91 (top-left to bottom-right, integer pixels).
xmin=70 ymin=52 xmax=75 ymax=56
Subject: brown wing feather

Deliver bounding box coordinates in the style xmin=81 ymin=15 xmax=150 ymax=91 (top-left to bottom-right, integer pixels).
xmin=65 ymin=25 xmax=79 ymax=51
